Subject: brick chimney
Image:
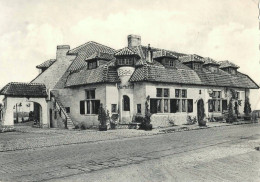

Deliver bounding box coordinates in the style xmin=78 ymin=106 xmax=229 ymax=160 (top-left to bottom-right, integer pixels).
xmin=127 ymin=34 xmax=141 ymax=47
xmin=56 ymin=45 xmax=70 ymax=61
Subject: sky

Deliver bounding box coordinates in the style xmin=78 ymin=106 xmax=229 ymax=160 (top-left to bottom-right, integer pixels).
xmin=0 ymin=0 xmax=259 ymax=108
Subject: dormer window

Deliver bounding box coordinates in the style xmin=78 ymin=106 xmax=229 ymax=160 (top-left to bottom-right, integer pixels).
xmin=153 ymin=50 xmax=178 ymax=67
xmin=179 ymin=54 xmax=204 ymax=70
xmin=88 ymin=61 xmax=98 ymax=69
xmin=114 ymin=47 xmax=140 ymax=67
xmin=117 ymin=58 xmax=134 ymax=66
xmin=219 ymin=60 xmax=239 ymax=75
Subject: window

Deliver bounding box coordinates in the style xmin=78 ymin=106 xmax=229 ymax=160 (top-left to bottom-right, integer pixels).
xmin=137 ymin=104 xmax=141 ymax=114
xmin=164 ymin=89 xmax=169 ymax=97
xmin=170 ymin=99 xmax=180 ymax=113
xmin=187 ymin=99 xmax=193 ymax=113
xmin=117 ymin=58 xmax=134 ymax=66
xmin=169 ymin=60 xmax=174 ymax=67
xmin=213 ymin=91 xmax=221 ymax=98
xmin=88 ymin=61 xmax=97 ymax=69
xmin=111 ymin=104 xmax=117 ymax=113
xmin=175 ymin=89 xmax=180 ymax=97
xmin=156 ymin=88 xmax=163 ymax=97
xmin=65 ymin=107 xmax=70 ymax=113
xmin=150 ymin=99 xmax=162 ymax=113
xmin=182 ymin=99 xmax=186 ymax=112
xmin=222 ymin=100 xmax=227 ymax=111
xmin=80 ymin=90 xmax=100 ymax=115
xmin=236 ymin=92 xmax=240 ymax=99
xmin=123 ymin=95 xmax=130 ymax=111
xmin=182 ymin=90 xmax=187 ymax=98
xmin=208 ymin=99 xmax=221 ymax=112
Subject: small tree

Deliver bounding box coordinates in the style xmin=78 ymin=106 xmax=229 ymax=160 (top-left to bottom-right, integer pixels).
xmin=98 ymin=104 xmax=107 ymax=131
xmin=243 ymin=96 xmax=252 ymax=120
xmin=226 ymin=89 xmax=237 ymax=123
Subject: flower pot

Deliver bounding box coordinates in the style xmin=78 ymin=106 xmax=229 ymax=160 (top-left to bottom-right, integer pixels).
xmin=243 ymin=116 xmax=251 ymax=121
xmin=198 ymin=120 xmax=207 ymax=126
xmin=99 ymin=125 xmax=107 ymax=131
xmin=145 ymin=123 xmax=153 ymax=131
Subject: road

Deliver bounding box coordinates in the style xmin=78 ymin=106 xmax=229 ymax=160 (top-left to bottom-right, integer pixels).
xmin=0 ymin=124 xmax=259 ymax=182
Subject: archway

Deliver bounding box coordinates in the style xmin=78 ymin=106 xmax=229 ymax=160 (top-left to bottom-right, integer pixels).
xmin=12 ymin=101 xmax=42 ymax=127
xmin=0 ymin=82 xmax=48 ymax=127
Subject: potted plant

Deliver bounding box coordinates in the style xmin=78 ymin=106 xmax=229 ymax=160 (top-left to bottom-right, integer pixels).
xmin=243 ymin=96 xmax=251 ymax=121
xmin=98 ymin=104 xmax=107 ymax=131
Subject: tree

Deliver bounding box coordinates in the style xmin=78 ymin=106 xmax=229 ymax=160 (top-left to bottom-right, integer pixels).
xmin=226 ymin=89 xmax=237 ymax=123
xmin=243 ymin=96 xmax=252 ymax=120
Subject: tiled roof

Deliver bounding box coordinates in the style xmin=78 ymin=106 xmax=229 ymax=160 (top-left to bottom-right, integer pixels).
xmin=85 ymin=51 xmax=114 ymax=61
xmin=153 ymin=49 xmax=178 ymax=59
xmin=219 ymin=60 xmax=239 ymax=69
xmin=129 ymin=64 xmax=259 ymax=89
xmin=65 ymin=64 xmax=120 ymax=87
xmin=0 ymin=82 xmax=47 ymax=97
xmin=203 ymin=57 xmax=220 ymax=66
xmin=142 ymin=46 xmax=186 ymax=59
xmin=179 ymin=54 xmax=204 ymax=63
xmin=68 ymin=41 xmax=115 ymax=71
xmin=114 ymin=47 xmax=140 ymax=57
xmin=36 ymin=59 xmax=56 ymax=69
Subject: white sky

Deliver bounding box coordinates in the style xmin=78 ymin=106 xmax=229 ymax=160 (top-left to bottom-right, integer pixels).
xmin=0 ymin=0 xmax=259 ymax=108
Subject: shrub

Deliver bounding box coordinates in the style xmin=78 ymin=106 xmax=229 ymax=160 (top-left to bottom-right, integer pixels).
xmin=98 ymin=104 xmax=107 ymax=126
xmin=244 ymin=96 xmax=252 ymax=117
xmin=80 ymin=122 xmax=89 ymax=130
xmin=197 ymin=99 xmax=206 ymax=126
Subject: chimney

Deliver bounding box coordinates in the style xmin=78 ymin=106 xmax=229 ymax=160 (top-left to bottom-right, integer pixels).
xmin=127 ymin=34 xmax=141 ymax=47
xmin=147 ymin=44 xmax=153 ymax=63
xmin=56 ymin=45 xmax=70 ymax=61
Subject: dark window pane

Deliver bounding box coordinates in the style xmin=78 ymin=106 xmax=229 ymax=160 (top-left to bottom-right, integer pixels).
xmin=150 ymin=99 xmax=157 ymax=114
xmin=123 ymin=95 xmax=130 ymax=111
xmin=80 ymin=101 xmax=85 ymax=114
xmin=94 ymin=100 xmax=100 ymax=114
xmin=90 ymin=90 xmax=95 ymax=99
xmin=111 ymin=104 xmax=117 ymax=113
xmin=188 ymin=99 xmax=193 ymax=113
xmin=156 ymin=88 xmax=163 ymax=97
xmin=182 ymin=90 xmax=187 ymax=98
xmin=137 ymin=104 xmax=141 ymax=113
xmin=175 ymin=89 xmax=180 ymax=97
xmin=222 ymin=100 xmax=227 ymax=111
xmin=65 ymin=107 xmax=70 ymax=113
xmin=86 ymin=91 xmax=90 ymax=99
xmin=164 ymin=89 xmax=169 ymax=97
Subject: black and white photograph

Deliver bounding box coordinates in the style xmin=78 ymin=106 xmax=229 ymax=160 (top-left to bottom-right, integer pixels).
xmin=0 ymin=0 xmax=259 ymax=181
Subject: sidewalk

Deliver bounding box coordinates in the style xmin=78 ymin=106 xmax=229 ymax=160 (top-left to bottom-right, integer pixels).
xmin=0 ymin=121 xmax=257 ymax=152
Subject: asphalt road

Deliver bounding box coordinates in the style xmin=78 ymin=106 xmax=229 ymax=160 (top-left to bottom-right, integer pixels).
xmin=0 ymin=124 xmax=259 ymax=182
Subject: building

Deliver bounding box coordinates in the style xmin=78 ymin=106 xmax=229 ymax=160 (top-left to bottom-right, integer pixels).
xmin=0 ymin=34 xmax=259 ymax=128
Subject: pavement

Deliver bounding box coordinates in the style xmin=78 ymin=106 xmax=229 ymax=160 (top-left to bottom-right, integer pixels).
xmin=0 ymin=123 xmax=259 ymax=181
xmin=0 ymin=121 xmax=255 ymax=152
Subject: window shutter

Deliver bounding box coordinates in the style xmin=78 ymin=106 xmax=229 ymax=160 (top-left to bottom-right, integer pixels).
xmin=80 ymin=101 xmax=85 ymax=114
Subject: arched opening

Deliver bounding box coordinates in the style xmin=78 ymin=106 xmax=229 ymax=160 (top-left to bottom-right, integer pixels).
xmin=123 ymin=95 xmax=130 ymax=111
xmin=13 ymin=101 xmax=42 ymax=127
